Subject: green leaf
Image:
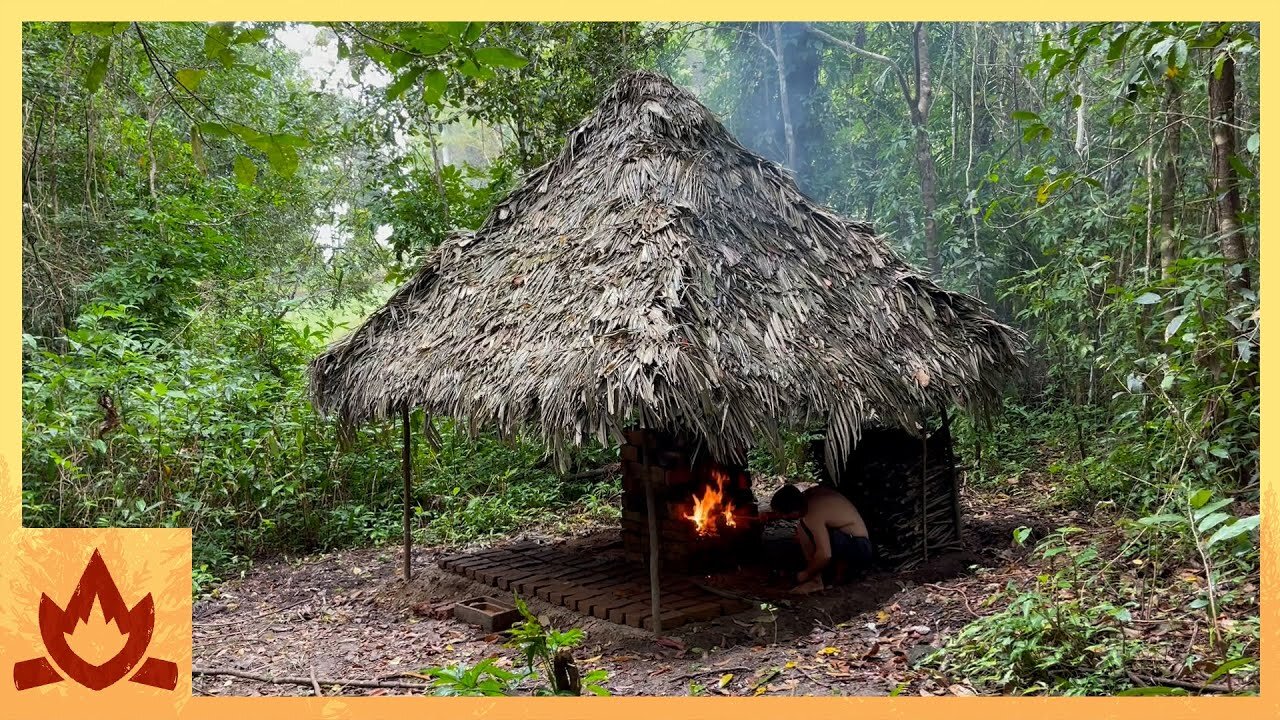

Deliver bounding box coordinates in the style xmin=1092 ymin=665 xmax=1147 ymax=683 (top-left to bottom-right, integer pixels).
xmin=265 ymin=142 xmax=299 ymax=177
xmin=1188 ymin=488 xmax=1214 ymax=509
xmin=386 ymin=66 xmax=425 ymax=101
xmin=72 ymin=22 xmax=130 ymax=37
xmin=86 ymin=43 xmax=111 ymax=92
xmin=1164 ymin=313 xmax=1187 ymax=342
xmin=233 ymin=27 xmax=269 ymax=44
xmin=456 ymin=58 xmax=494 ymax=80
xmin=1246 ymin=133 xmax=1259 ymax=154
xmin=1134 ymin=292 xmax=1161 ymax=305
xmin=1071 ymin=94 xmax=1083 ymax=109
xmin=473 ymin=47 xmax=528 ymax=69
xmin=175 ymin=68 xmax=207 ymax=92
xmin=1172 ymin=39 xmax=1188 ymax=68
xmin=405 ymin=31 xmax=451 ymax=56
xmin=1106 ymin=30 xmax=1131 ymax=62
xmin=233 ymin=155 xmax=258 ymax=186
xmin=1011 ymin=110 xmax=1040 ymax=122
xmin=464 ymin=22 xmax=487 ymax=43
xmin=423 ymin=69 xmax=447 ymax=106
xmin=1206 ymin=515 xmax=1259 ymax=546
xmin=204 ymin=24 xmax=234 ymax=60
xmin=436 ymin=22 xmax=471 ymax=40
xmin=1197 ymin=512 xmax=1231 ymax=534
xmin=1206 ymin=657 xmax=1255 ymax=685
xmin=198 ymin=122 xmax=232 ymax=139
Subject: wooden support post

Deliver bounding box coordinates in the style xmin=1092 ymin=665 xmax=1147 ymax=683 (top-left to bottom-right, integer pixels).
xmin=402 ymin=405 xmax=412 ymax=583
xmin=941 ymin=406 xmax=964 ymax=543
xmin=920 ymin=420 xmax=929 ymax=563
xmin=644 ymin=473 xmax=662 ymax=636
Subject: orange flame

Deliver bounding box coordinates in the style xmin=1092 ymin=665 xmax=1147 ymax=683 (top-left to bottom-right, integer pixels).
xmin=684 ymin=468 xmax=738 ymax=537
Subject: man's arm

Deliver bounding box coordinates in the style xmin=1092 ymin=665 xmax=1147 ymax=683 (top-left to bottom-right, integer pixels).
xmin=796 ymin=518 xmax=831 ymax=583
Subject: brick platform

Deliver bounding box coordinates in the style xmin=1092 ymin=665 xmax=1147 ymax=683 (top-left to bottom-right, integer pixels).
xmin=438 ymin=540 xmax=748 ymax=630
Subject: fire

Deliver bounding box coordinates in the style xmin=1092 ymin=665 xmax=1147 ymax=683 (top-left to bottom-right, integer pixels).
xmin=63 ymin=596 xmax=128 ymax=667
xmin=684 ymin=468 xmax=738 ymax=537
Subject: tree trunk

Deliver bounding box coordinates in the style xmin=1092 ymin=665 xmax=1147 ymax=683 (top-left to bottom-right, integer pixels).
xmin=1208 ymin=47 xmax=1251 ymax=300
xmin=1159 ymin=76 xmax=1182 ymax=281
xmin=771 ymin=23 xmax=797 ymax=172
xmin=911 ymin=24 xmax=941 ymax=277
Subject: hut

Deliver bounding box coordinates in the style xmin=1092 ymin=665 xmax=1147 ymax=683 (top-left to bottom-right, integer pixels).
xmin=309 ymin=71 xmax=1024 ymax=631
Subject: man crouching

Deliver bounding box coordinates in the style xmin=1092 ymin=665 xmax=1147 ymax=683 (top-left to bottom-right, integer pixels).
xmin=766 ymin=484 xmax=873 ymax=594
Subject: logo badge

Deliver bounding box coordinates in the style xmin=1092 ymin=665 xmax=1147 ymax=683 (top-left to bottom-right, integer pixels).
xmin=13 ymin=549 xmax=177 ymax=691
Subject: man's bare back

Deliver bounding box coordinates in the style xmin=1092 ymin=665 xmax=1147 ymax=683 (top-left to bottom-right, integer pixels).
xmin=801 ymin=486 xmax=868 ymax=539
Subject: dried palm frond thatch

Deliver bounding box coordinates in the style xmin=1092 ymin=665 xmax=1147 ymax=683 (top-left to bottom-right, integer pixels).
xmin=309 ymin=71 xmax=1024 ymax=469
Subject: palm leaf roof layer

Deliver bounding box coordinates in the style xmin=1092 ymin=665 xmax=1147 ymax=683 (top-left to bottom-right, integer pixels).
xmin=310 ymin=71 xmax=1024 ymax=467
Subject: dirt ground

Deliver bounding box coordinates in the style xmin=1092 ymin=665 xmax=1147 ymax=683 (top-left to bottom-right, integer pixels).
xmin=194 ymin=482 xmax=1073 ymax=697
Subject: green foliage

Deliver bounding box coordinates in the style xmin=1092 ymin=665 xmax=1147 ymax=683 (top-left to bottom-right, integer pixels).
xmin=923 ymin=531 xmax=1137 ymax=695
xmin=424 ymin=658 xmax=522 ymax=696
xmin=505 ymin=596 xmax=609 ymax=696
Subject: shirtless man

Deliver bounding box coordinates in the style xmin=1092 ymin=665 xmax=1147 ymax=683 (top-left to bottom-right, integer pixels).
xmin=765 ymin=484 xmax=873 ymax=594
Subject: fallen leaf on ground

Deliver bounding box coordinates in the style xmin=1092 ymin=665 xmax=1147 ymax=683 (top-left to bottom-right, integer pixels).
xmin=719 ymin=673 xmax=734 ymax=688
xmin=818 ymin=646 xmax=840 ymax=656
xmin=949 ymin=684 xmax=976 ymax=696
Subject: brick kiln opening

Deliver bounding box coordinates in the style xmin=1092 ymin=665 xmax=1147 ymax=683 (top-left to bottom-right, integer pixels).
xmin=620 ymin=429 xmax=762 ymax=574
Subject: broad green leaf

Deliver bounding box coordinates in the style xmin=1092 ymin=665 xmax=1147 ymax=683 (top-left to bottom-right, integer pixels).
xmin=1172 ymin=39 xmax=1188 ymax=68
xmin=435 ymin=22 xmax=470 ymax=40
xmin=464 ymin=22 xmax=486 ymax=43
xmin=1196 ymin=512 xmax=1231 ymax=534
xmin=86 ymin=43 xmax=111 ymax=92
xmin=233 ymin=155 xmax=258 ymax=186
xmin=198 ymin=122 xmax=232 ymax=139
xmin=72 ymin=22 xmax=130 ymax=37
xmin=1188 ymin=488 xmax=1213 ymax=509
xmin=1134 ymin=292 xmax=1161 ymax=305
xmin=233 ymin=27 xmax=269 ymax=44
xmin=386 ymin=66 xmax=425 ymax=101
xmin=1246 ymin=133 xmax=1259 ymax=154
xmin=175 ymin=68 xmax=207 ymax=92
xmin=1206 ymin=515 xmax=1259 ymax=546
xmin=1206 ymin=657 xmax=1255 ymax=685
xmin=474 ymin=47 xmax=529 ymax=69
xmin=405 ymin=31 xmax=451 ymax=56
xmin=1164 ymin=313 xmax=1187 ymax=342
xmin=456 ymin=58 xmax=494 ymax=80
xmin=1106 ymin=29 xmax=1131 ymax=62
xmin=204 ymin=24 xmax=234 ymax=60
xmin=423 ymin=69 xmax=447 ymax=105
xmin=1011 ymin=110 xmax=1040 ymax=122
xmin=265 ymin=143 xmax=299 ymax=177
xmin=1194 ymin=499 xmax=1233 ymax=522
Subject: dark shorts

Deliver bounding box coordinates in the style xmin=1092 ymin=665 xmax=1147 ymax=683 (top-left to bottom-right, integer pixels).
xmin=828 ymin=530 xmax=874 ymax=580
xmin=800 ymin=521 xmax=874 ymax=584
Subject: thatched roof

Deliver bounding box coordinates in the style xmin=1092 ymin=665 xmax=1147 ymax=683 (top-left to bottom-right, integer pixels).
xmin=309 ymin=71 xmax=1024 ymax=467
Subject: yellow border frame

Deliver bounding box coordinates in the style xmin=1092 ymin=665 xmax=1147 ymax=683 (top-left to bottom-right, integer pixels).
xmin=3 ymin=4 xmax=1273 ymax=718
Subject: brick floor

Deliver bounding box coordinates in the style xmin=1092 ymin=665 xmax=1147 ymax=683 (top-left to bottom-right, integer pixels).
xmin=437 ymin=541 xmax=748 ymax=630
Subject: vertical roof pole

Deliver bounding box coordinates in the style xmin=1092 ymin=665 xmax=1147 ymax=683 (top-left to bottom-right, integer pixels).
xmin=402 ymin=405 xmax=413 ymax=582
xmin=645 ymin=472 xmax=662 ymax=635
xmin=921 ymin=418 xmax=930 ymax=564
